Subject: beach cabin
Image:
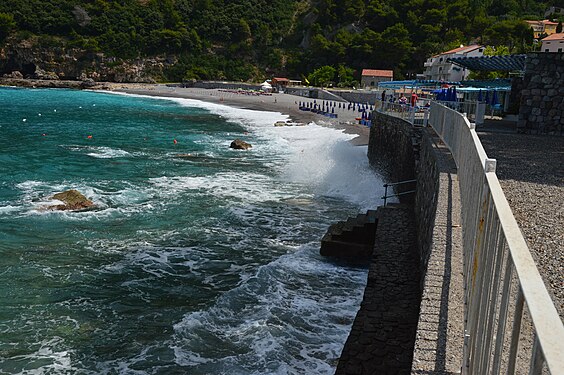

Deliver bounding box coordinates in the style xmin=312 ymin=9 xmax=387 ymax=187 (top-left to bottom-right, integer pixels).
xmin=271 ymin=77 xmax=290 ymax=92
xmin=360 ymin=69 xmax=394 ymax=89
xmin=541 ymin=33 xmax=564 ymax=52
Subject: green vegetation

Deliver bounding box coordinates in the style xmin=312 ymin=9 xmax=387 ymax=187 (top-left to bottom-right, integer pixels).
xmin=0 ymin=0 xmax=556 ymax=83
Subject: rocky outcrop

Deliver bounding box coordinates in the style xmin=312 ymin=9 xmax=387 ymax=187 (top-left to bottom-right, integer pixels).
xmin=0 ymin=37 xmax=172 ymax=83
xmin=3 ymin=70 xmax=23 ymax=79
xmin=230 ymin=139 xmax=252 ymax=150
xmin=48 ymin=190 xmax=94 ymax=211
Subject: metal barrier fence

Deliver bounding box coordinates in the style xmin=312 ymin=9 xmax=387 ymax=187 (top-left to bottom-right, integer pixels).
xmin=429 ymin=102 xmax=564 ymax=374
xmin=376 ymin=100 xmax=429 ymax=126
xmin=376 ymin=99 xmax=486 ymax=126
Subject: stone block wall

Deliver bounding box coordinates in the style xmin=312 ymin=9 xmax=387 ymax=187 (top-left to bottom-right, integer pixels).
xmin=328 ymin=90 xmax=380 ymax=104
xmin=364 ymin=111 xmax=465 ymax=372
xmin=367 ymin=111 xmax=418 ymax=204
xmin=517 ymin=52 xmax=564 ymax=135
xmin=180 ymin=81 xmax=262 ymax=91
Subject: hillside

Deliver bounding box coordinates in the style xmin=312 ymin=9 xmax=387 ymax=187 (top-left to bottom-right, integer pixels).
xmin=0 ymin=0 xmax=560 ymax=83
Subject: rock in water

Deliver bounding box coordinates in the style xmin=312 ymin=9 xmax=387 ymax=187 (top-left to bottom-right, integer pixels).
xmin=230 ymin=139 xmax=252 ymax=150
xmin=49 ymin=190 xmax=94 ymax=211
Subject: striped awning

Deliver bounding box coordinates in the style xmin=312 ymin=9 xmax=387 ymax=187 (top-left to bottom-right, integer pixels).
xmin=447 ymin=55 xmax=526 ymax=72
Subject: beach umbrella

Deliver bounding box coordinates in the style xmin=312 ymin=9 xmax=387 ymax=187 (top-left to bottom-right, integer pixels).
xmin=485 ymin=91 xmax=490 ymax=105
xmin=452 ymin=86 xmax=457 ymax=102
xmin=477 ymin=90 xmax=483 ymax=102
xmin=491 ymin=90 xmax=499 ymax=106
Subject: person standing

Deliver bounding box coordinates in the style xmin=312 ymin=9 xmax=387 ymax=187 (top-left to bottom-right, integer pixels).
xmin=381 ymin=90 xmax=387 ymax=109
xmin=411 ymin=92 xmax=418 ymax=107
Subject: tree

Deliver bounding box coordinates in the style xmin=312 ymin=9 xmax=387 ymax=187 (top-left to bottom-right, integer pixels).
xmin=0 ymin=12 xmax=15 ymax=43
xmin=337 ymin=64 xmax=355 ymax=87
xmin=308 ymin=65 xmax=336 ymax=87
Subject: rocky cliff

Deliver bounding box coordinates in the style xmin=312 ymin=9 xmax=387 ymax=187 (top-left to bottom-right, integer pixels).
xmin=0 ymin=37 xmax=175 ymax=83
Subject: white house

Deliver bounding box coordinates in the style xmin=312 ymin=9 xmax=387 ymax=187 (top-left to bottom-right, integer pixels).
xmin=423 ymin=45 xmax=485 ymax=82
xmin=541 ymin=33 xmax=564 ymax=52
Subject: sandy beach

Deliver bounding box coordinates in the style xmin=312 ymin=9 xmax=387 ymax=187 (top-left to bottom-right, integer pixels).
xmin=109 ymin=83 xmax=371 ymax=146
xmin=0 ymin=79 xmax=371 ymax=145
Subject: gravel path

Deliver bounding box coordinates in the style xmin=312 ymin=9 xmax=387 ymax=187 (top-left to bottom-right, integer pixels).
xmin=477 ymin=131 xmax=564 ymax=319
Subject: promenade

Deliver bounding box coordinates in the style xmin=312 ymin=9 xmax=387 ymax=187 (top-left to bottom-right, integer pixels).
xmin=477 ymin=125 xmax=564 ymax=318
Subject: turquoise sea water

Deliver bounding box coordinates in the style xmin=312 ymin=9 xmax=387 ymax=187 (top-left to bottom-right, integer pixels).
xmin=0 ymin=87 xmax=385 ymax=374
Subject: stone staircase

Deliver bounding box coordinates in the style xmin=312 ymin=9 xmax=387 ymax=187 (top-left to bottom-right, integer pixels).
xmin=320 ymin=210 xmax=379 ymax=258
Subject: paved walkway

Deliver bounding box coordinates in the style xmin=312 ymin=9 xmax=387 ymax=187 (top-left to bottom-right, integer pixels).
xmin=335 ymin=205 xmax=421 ymax=375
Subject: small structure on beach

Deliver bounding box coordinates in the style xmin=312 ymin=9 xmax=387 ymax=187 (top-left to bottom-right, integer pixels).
xmin=361 ymin=69 xmax=394 ymax=89
xmin=271 ymin=77 xmax=289 ymax=92
xmin=260 ymin=80 xmax=272 ymax=92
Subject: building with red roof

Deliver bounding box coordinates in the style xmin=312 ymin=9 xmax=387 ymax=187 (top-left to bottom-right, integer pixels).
xmin=360 ymin=69 xmax=394 ymax=89
xmin=541 ymin=33 xmax=564 ymax=52
xmin=525 ymin=20 xmax=559 ymax=39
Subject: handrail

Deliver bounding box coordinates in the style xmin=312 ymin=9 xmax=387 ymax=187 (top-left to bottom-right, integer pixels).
xmin=381 ymin=179 xmax=416 ymax=206
xmin=428 ymin=102 xmax=564 ymax=374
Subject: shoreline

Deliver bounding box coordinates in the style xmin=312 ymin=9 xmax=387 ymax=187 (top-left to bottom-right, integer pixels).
xmin=0 ymin=79 xmax=370 ymax=146
xmin=115 ymin=85 xmax=370 ymax=146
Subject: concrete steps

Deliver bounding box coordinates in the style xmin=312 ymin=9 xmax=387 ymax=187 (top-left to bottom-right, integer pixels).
xmin=320 ymin=210 xmax=379 ymax=258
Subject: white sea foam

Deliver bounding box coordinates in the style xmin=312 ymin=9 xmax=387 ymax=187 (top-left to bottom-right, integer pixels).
xmin=171 ymin=244 xmax=367 ymax=374
xmin=62 ymin=145 xmax=132 ymax=159
xmin=3 ymin=337 xmax=78 ymax=374
xmin=86 ymin=146 xmax=131 ymax=159
xmin=0 ymin=205 xmax=20 ymax=214
xmin=110 ymin=91 xmax=385 ymax=208
xmin=149 ymin=173 xmax=300 ymax=204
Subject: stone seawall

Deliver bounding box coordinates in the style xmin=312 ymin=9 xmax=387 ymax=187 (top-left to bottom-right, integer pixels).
xmin=328 ymin=90 xmax=379 ymax=105
xmin=179 ymin=81 xmax=263 ymax=91
xmin=359 ymin=111 xmax=464 ymax=373
xmin=367 ymin=111 xmax=418 ymax=204
xmin=335 ymin=205 xmax=421 ymax=375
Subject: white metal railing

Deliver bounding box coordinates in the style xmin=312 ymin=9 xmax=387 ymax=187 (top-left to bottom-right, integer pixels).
xmin=429 ymin=102 xmax=564 ymax=374
xmin=376 ymin=100 xmax=429 ymax=126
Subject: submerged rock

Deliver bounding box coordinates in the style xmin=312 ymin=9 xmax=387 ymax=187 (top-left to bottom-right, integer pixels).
xmin=173 ymin=153 xmax=199 ymax=159
xmin=230 ymin=139 xmax=252 ymax=150
xmin=48 ymin=189 xmax=94 ymax=211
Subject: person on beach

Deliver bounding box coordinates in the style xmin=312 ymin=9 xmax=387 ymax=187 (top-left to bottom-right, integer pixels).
xmin=381 ymin=90 xmax=386 ymax=109
xmin=411 ymin=92 xmax=418 ymax=107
